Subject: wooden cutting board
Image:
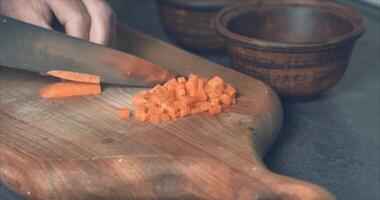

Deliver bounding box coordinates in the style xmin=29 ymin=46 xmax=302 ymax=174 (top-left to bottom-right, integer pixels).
xmin=0 ymin=25 xmax=335 ymax=200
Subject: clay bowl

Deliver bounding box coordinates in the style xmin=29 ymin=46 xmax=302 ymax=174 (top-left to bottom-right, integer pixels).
xmin=215 ymin=0 xmax=366 ymax=98
xmin=156 ymin=0 xmax=234 ymax=51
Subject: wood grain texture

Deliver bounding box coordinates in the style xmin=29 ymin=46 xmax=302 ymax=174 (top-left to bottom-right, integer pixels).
xmin=0 ymin=25 xmax=335 ymax=200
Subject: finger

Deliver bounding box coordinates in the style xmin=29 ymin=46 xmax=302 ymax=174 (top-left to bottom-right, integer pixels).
xmin=46 ymin=0 xmax=91 ymax=40
xmin=0 ymin=0 xmax=53 ymax=29
xmin=81 ymin=0 xmax=116 ymax=46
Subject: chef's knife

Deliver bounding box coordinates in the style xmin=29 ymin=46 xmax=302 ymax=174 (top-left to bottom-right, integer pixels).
xmin=0 ymin=15 xmax=176 ymax=86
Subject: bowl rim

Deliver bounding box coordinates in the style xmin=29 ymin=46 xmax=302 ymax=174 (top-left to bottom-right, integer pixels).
xmin=214 ymin=0 xmax=367 ymax=52
xmin=157 ymin=0 xmax=231 ymax=11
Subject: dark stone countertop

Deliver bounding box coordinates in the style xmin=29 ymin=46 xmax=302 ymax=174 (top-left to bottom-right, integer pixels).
xmin=1 ymin=0 xmax=379 ymax=199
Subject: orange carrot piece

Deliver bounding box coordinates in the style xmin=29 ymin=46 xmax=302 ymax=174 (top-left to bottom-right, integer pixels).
xmin=195 ymin=90 xmax=208 ymax=102
xmin=220 ymin=94 xmax=232 ymax=106
xmin=179 ymin=96 xmax=197 ymax=105
xmin=196 ymin=101 xmax=211 ymax=112
xmin=232 ymin=98 xmax=236 ymax=105
xmin=177 ymin=77 xmax=187 ymax=84
xmin=210 ymin=97 xmax=221 ymax=106
xmin=167 ymin=108 xmax=180 ymax=119
xmin=207 ymin=76 xmax=224 ymax=89
xmin=137 ymin=90 xmax=150 ymax=98
xmin=132 ymin=96 xmax=148 ymax=106
xmin=208 ymin=90 xmax=223 ymax=98
xmin=40 ymin=82 xmax=101 ymax=99
xmin=175 ymin=84 xmax=186 ymax=98
xmin=118 ymin=108 xmax=131 ymax=119
xmin=191 ymin=107 xmax=204 ymax=115
xmin=209 ymin=105 xmax=223 ymax=115
xmin=160 ymin=113 xmax=171 ymax=122
xmin=150 ymin=94 xmax=163 ymax=105
xmin=165 ymin=78 xmax=178 ymax=91
xmin=164 ymin=102 xmax=180 ymax=119
xmin=46 ymin=70 xmax=100 ymax=84
xmin=186 ymin=74 xmax=198 ymax=96
xmin=148 ymin=114 xmax=161 ymax=124
xmin=176 ymin=101 xmax=191 ymax=117
xmin=197 ymin=78 xmax=208 ymax=90
xmin=225 ymin=84 xmax=236 ymax=97
xmin=136 ymin=106 xmax=148 ymax=122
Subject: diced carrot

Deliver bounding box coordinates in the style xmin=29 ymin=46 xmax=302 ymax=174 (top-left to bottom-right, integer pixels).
xmin=180 ymin=107 xmax=191 ymax=117
xmin=191 ymin=107 xmax=204 ymax=115
xmin=208 ymin=90 xmax=223 ymax=98
xmin=151 ymin=84 xmax=165 ymax=93
xmin=167 ymin=108 xmax=180 ymax=119
xmin=220 ymin=94 xmax=232 ymax=106
xmin=177 ymin=77 xmax=187 ymax=84
xmin=195 ymin=90 xmax=208 ymax=102
xmin=175 ymin=84 xmax=186 ymax=98
xmin=129 ymin=74 xmax=236 ymax=123
xmin=40 ymin=82 xmax=101 ymax=99
xmin=189 ymin=74 xmax=198 ymax=82
xmin=225 ymin=84 xmax=236 ymax=97
xmin=179 ymin=96 xmax=197 ymax=105
xmin=46 ymin=70 xmax=100 ymax=84
xmin=148 ymin=114 xmax=161 ymax=124
xmin=210 ymin=97 xmax=220 ymax=106
xmin=147 ymin=106 xmax=164 ymax=114
xmin=137 ymin=90 xmax=150 ymax=99
xmin=209 ymin=105 xmax=223 ymax=115
xmin=118 ymin=108 xmax=131 ymax=119
xmin=132 ymin=96 xmax=148 ymax=106
xmin=185 ymin=81 xmax=196 ymax=96
xmin=185 ymin=74 xmax=198 ymax=96
xmin=144 ymin=101 xmax=159 ymax=108
xmin=136 ymin=106 xmax=148 ymax=122
xmin=176 ymin=101 xmax=190 ymax=117
xmin=164 ymin=102 xmax=180 ymax=119
xmin=196 ymin=101 xmax=211 ymax=111
xmin=160 ymin=113 xmax=171 ymax=122
xmin=150 ymin=94 xmax=163 ymax=105
xmin=165 ymin=79 xmax=178 ymax=92
xmin=207 ymin=76 xmax=224 ymax=89
xmin=197 ymin=78 xmax=207 ymax=90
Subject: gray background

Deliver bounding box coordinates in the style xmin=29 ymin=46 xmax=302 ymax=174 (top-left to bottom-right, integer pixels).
xmin=1 ymin=0 xmax=379 ymax=199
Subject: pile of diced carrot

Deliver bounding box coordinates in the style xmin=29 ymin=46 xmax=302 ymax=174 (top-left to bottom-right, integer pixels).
xmin=119 ymin=74 xmax=236 ymax=123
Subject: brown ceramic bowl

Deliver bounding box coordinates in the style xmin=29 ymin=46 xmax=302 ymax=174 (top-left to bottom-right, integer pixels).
xmin=157 ymin=0 xmax=235 ymax=51
xmin=215 ymin=0 xmax=366 ymax=98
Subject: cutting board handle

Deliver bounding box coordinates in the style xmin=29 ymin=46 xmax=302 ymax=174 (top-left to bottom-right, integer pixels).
xmin=1 ymin=143 xmax=335 ymax=200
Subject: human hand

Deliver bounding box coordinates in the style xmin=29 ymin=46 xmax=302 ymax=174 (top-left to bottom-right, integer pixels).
xmin=0 ymin=0 xmax=116 ymax=46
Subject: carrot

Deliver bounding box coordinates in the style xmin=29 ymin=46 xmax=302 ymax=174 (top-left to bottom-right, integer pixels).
xmin=123 ymin=74 xmax=236 ymax=123
xmin=220 ymin=94 xmax=232 ymax=106
xmin=40 ymin=82 xmax=101 ymax=99
xmin=196 ymin=101 xmax=211 ymax=112
xmin=191 ymin=107 xmax=204 ymax=115
xmin=185 ymin=74 xmax=198 ymax=96
xmin=209 ymin=105 xmax=223 ymax=115
xmin=46 ymin=70 xmax=100 ymax=84
xmin=136 ymin=106 xmax=148 ymax=122
xmin=148 ymin=114 xmax=161 ymax=124
xmin=118 ymin=108 xmax=131 ymax=119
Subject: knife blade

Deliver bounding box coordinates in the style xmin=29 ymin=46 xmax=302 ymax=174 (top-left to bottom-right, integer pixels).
xmin=0 ymin=15 xmax=176 ymax=86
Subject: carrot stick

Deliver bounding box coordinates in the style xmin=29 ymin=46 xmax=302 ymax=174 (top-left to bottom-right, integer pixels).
xmin=118 ymin=108 xmax=131 ymax=119
xmin=40 ymin=82 xmax=101 ymax=99
xmin=46 ymin=70 xmax=100 ymax=84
